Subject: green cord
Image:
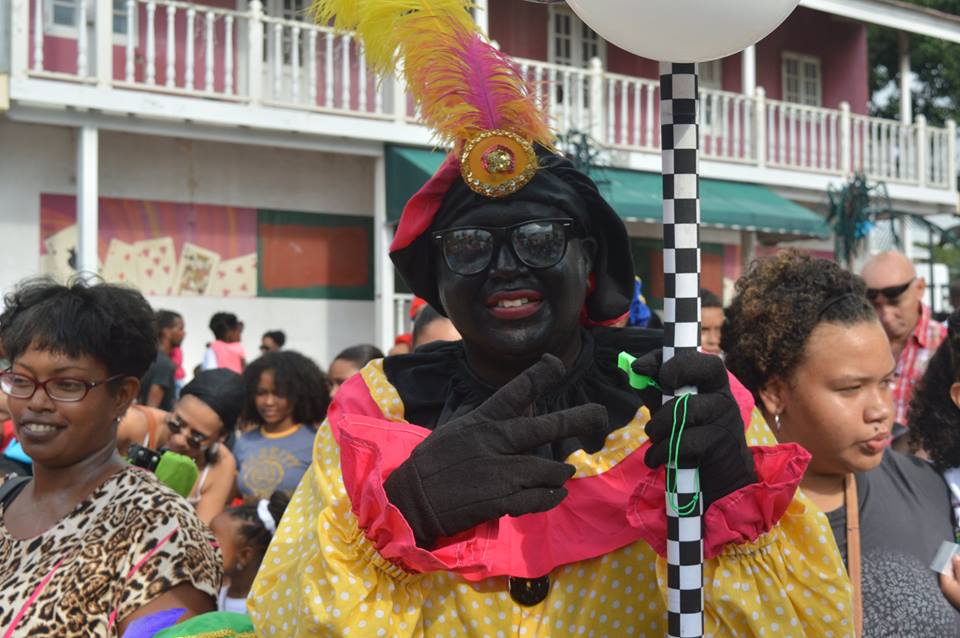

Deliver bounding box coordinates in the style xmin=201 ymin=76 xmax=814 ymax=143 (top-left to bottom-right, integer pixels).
xmin=617 ymin=351 xmax=703 ymax=517
xmin=666 ymin=394 xmax=701 ymax=516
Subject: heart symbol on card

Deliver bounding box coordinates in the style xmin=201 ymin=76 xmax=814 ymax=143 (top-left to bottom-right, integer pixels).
xmin=146 ymin=268 xmax=154 ymax=278
xmin=119 ymin=273 xmax=126 ymax=280
xmin=236 ymin=266 xmax=244 ymax=274
xmin=218 ymin=270 xmax=226 ymax=279
xmin=153 ymin=257 xmax=161 ymax=265
xmin=124 ymin=254 xmax=131 ymax=261
xmin=159 ymin=246 xmax=168 ymax=255
xmin=240 ymin=284 xmax=248 ymax=292
xmin=141 ymin=249 xmax=150 ymax=257
xmin=223 ymin=289 xmax=231 ymax=296
xmin=163 ymin=266 xmax=171 ymax=274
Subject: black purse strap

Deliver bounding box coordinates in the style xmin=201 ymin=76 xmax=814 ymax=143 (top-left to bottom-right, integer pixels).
xmin=0 ymin=476 xmax=30 ymax=508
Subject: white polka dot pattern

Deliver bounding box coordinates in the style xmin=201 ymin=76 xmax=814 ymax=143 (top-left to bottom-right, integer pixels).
xmin=248 ymin=366 xmax=854 ymax=637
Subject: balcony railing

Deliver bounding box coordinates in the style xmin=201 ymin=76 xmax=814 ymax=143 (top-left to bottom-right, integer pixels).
xmin=13 ymin=0 xmax=957 ymax=193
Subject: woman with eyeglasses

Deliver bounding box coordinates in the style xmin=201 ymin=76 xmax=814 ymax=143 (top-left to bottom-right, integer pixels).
xmin=234 ymin=351 xmax=329 ymax=502
xmin=0 ymin=278 xmax=221 ymax=636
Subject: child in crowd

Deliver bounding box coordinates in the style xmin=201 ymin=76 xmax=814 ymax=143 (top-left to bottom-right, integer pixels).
xmin=203 ymin=312 xmax=246 ymax=373
xmin=211 ymin=491 xmax=290 ymax=614
xmin=326 ymin=344 xmax=384 ymax=398
xmin=234 ymin=351 xmax=329 ymax=501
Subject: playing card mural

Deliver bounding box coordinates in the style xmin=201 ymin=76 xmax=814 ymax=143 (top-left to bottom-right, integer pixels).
xmin=39 ymin=195 xmax=373 ymax=300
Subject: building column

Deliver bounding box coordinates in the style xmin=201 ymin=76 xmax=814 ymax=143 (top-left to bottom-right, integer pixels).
xmin=741 ymin=44 xmax=756 ymax=97
xmin=77 ymin=126 xmax=99 ymax=279
xmin=898 ymin=32 xmax=911 ymax=125
xmin=739 ymin=230 xmax=757 ymax=274
xmin=473 ymin=0 xmax=489 ymax=38
xmin=373 ymin=154 xmax=395 ymax=352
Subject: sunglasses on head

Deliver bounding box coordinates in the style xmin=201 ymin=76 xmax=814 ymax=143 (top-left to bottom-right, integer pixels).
xmin=433 ymin=218 xmax=580 ymax=277
xmin=865 ymin=277 xmax=915 ymax=303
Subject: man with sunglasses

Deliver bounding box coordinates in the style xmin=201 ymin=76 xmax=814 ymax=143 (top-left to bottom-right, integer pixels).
xmin=861 ymin=251 xmax=947 ymax=427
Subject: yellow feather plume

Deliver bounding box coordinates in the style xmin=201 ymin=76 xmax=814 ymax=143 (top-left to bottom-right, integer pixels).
xmin=309 ymin=0 xmax=554 ymax=151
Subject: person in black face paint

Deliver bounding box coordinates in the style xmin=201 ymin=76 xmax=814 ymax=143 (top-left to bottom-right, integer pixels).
xmin=247 ymin=2 xmax=853 ymax=633
xmin=250 ymin=153 xmax=853 ymax=636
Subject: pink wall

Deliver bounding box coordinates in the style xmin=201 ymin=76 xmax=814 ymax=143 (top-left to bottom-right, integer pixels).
xmin=489 ymin=0 xmax=547 ymax=60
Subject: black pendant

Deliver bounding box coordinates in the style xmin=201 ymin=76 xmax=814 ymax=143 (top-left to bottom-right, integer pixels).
xmin=508 ymin=575 xmax=550 ymax=606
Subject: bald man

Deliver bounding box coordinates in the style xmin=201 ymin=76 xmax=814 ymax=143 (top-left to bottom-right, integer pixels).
xmin=861 ymin=251 xmax=947 ymax=425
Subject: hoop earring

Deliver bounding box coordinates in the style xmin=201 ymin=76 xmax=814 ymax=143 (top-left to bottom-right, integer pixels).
xmin=774 ymin=414 xmax=781 ymax=432
xmin=208 ymin=442 xmax=220 ymax=456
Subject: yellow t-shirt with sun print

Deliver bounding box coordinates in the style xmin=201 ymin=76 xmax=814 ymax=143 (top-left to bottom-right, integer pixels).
xmin=249 ymin=360 xmax=853 ymax=637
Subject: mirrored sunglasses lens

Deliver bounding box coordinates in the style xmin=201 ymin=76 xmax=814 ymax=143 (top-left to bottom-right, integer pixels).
xmin=443 ymin=229 xmax=494 ymax=275
xmin=513 ymin=221 xmax=567 ymax=268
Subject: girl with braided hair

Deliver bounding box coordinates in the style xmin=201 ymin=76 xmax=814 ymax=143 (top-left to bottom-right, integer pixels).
xmin=210 ymin=490 xmax=290 ymax=614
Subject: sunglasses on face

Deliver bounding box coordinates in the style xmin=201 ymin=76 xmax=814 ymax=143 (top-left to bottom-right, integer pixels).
xmin=433 ymin=219 xmax=579 ymax=277
xmin=166 ymin=416 xmax=210 ymax=450
xmin=0 ymin=370 xmax=123 ymax=403
xmin=866 ymin=278 xmax=915 ymax=303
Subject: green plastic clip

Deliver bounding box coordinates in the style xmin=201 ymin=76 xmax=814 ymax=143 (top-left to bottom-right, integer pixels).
xmin=617 ymin=351 xmax=662 ymax=391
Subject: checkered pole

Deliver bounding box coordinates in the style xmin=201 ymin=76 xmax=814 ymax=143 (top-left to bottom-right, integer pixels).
xmin=660 ymin=61 xmax=703 ymax=638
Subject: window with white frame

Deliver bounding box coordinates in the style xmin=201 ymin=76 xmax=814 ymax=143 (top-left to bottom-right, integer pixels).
xmin=548 ymin=5 xmax=605 ymax=69
xmin=45 ymin=0 xmax=135 ymax=42
xmin=781 ymin=52 xmax=821 ymax=106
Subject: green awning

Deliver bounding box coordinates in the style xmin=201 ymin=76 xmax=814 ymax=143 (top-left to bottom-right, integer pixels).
xmin=386 ymin=145 xmax=830 ymax=238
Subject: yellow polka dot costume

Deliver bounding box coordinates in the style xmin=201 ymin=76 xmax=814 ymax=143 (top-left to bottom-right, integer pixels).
xmin=249 ymin=360 xmax=853 ymax=637
xmin=250 ymin=2 xmax=854 ymax=635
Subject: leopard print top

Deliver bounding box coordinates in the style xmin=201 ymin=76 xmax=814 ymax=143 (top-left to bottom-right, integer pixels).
xmin=0 ymin=466 xmax=222 ymax=637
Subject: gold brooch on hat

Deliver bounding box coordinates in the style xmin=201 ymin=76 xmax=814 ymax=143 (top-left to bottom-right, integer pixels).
xmin=460 ymin=130 xmax=538 ymax=198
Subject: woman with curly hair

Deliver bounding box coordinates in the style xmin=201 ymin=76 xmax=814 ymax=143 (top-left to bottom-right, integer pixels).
xmin=234 ymin=351 xmax=329 ymax=501
xmin=907 ymin=308 xmax=960 ymax=607
xmin=723 ymin=250 xmax=959 ymax=636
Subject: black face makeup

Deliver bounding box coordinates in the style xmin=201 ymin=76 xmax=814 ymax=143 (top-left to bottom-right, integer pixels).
xmin=436 ymin=200 xmax=595 ymax=367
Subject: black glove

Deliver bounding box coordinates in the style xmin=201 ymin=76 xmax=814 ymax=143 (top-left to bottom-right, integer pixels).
xmin=384 ymin=355 xmax=607 ymax=549
xmin=631 ymin=349 xmax=757 ymax=509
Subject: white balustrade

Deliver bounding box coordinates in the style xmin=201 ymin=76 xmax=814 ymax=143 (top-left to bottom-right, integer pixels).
xmin=204 ymin=11 xmax=214 ymax=92
xmin=224 ymin=15 xmax=233 ymax=94
xmin=184 ymin=7 xmax=195 ymax=88
xmin=32 ymin=0 xmax=44 ymax=71
xmin=144 ymin=2 xmax=157 ymax=84
xmin=764 ymin=100 xmax=841 ymax=173
xmin=14 ymin=0 xmax=955 ymax=195
xmin=125 ymin=0 xmax=135 ymax=80
xmin=165 ymin=4 xmax=176 ymax=87
xmin=77 ymin=0 xmax=88 ymax=76
xmin=602 ymin=73 xmax=658 ymax=151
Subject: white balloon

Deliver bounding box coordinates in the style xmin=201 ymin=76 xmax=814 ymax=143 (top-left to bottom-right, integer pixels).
xmin=564 ymin=0 xmax=800 ymax=63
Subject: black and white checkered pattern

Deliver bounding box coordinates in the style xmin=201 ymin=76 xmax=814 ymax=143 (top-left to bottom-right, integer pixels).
xmin=660 ymin=61 xmax=704 ymax=638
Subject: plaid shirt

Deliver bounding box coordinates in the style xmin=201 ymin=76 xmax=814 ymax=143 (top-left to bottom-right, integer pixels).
xmin=893 ymin=304 xmax=947 ymax=426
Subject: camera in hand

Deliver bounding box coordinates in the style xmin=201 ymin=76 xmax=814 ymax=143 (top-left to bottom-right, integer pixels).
xmin=127 ymin=444 xmax=199 ymax=499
